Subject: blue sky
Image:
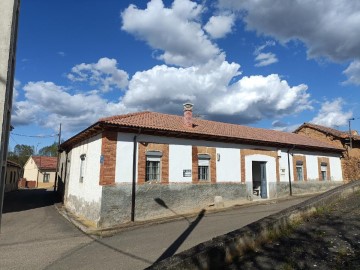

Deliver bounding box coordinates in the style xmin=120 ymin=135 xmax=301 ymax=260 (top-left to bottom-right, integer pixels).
xmin=11 ymin=0 xmax=360 ymax=151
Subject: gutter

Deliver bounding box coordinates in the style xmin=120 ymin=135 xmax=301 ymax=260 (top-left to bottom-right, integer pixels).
xmin=287 ymin=145 xmax=296 ymax=196
xmin=131 ymin=128 xmax=141 ymax=222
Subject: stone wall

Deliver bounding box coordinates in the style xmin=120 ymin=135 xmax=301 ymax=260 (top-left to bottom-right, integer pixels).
xmin=97 ymin=181 xmax=343 ymax=228
xmin=99 ymin=183 xmax=248 ymax=228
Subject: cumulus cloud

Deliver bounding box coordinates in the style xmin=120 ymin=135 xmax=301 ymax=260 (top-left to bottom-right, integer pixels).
xmin=11 ymin=81 xmax=127 ymax=133
xmin=123 ymin=57 xmax=311 ymax=123
xmin=204 ymin=14 xmax=235 ymax=39
xmin=121 ymin=0 xmax=221 ymax=66
xmin=311 ymin=98 xmax=353 ymax=128
xmin=219 ymin=0 xmax=360 ymax=62
xmin=67 ymin=57 xmax=129 ymax=92
xmin=13 ymin=53 xmax=312 ymax=134
xmin=343 ymin=60 xmax=360 ymax=85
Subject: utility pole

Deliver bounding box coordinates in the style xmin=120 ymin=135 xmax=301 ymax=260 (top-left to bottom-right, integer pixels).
xmin=349 ymin=118 xmax=355 ymax=149
xmin=53 ymin=124 xmax=61 ymax=193
xmin=0 ymin=0 xmax=20 ymax=233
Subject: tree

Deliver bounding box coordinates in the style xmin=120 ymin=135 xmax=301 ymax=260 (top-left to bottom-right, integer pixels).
xmin=8 ymin=144 xmax=34 ymax=167
xmin=38 ymin=142 xmax=58 ymax=157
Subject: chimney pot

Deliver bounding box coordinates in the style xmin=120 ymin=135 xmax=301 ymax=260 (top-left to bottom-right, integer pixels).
xmin=183 ymin=103 xmax=193 ymax=128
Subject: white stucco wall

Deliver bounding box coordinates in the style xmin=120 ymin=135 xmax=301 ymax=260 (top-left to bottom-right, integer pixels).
xmin=169 ymin=144 xmax=192 ymax=182
xmin=115 ymin=133 xmax=137 ymax=183
xmin=305 ymin=154 xmax=319 ymax=180
xmin=111 ymin=132 xmax=343 ymax=185
xmin=329 ymin=156 xmax=342 ymax=181
xmin=279 ymin=150 xmax=294 ymax=182
xmin=216 ymin=147 xmax=241 ymax=182
xmin=66 ymin=134 xmax=102 ymax=211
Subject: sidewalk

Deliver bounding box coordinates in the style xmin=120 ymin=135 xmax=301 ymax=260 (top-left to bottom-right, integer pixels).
xmin=56 ymin=193 xmax=317 ymax=236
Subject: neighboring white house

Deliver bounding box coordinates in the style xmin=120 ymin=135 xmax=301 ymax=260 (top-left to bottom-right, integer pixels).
xmin=23 ymin=156 xmax=57 ymax=188
xmin=59 ymin=104 xmax=344 ymax=228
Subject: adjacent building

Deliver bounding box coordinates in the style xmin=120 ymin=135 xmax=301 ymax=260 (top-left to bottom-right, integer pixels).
xmin=5 ymin=160 xmax=22 ymax=192
xmin=59 ymin=104 xmax=344 ymax=228
xmin=23 ymin=156 xmax=57 ymax=188
xmin=294 ymin=122 xmax=360 ymax=181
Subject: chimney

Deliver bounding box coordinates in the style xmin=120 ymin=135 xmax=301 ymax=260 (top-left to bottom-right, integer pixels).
xmin=183 ymin=103 xmax=193 ymax=128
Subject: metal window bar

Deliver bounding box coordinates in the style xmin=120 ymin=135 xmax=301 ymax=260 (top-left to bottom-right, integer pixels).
xmin=198 ymin=166 xmax=209 ymax=181
xmin=146 ymin=161 xmax=160 ymax=181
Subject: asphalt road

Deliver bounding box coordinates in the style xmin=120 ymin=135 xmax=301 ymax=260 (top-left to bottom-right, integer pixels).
xmin=0 ymin=189 xmax=312 ymax=270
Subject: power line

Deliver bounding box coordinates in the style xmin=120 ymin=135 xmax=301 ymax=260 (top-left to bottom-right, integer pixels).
xmin=11 ymin=132 xmax=58 ymax=138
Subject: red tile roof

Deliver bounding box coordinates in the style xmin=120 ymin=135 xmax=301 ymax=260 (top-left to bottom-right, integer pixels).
xmin=294 ymin=122 xmax=360 ymax=140
xmin=62 ymin=111 xmax=343 ymax=152
xmin=32 ymin=156 xmax=57 ymax=170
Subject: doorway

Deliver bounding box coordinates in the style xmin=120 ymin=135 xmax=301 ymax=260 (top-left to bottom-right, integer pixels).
xmin=252 ymin=161 xmax=267 ymax=199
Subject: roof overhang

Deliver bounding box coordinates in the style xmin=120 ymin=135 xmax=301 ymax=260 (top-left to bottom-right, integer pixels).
xmin=61 ymin=122 xmax=344 ymax=154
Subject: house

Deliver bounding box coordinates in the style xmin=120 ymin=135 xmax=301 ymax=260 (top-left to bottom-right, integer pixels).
xmin=294 ymin=122 xmax=360 ymax=181
xmin=5 ymin=160 xmax=22 ymax=192
xmin=23 ymin=156 xmax=58 ymax=188
xmin=59 ymin=104 xmax=344 ymax=228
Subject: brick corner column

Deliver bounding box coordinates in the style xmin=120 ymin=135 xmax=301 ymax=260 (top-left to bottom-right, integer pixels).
xmin=137 ymin=142 xmax=146 ymax=184
xmin=192 ymin=146 xmax=198 ymax=183
xmin=210 ymin=148 xmax=216 ymax=184
xmin=162 ymin=144 xmax=169 ymax=184
xmin=99 ymin=131 xmax=117 ymax=186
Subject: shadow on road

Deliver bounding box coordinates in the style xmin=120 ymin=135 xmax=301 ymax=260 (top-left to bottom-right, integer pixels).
xmin=153 ymin=197 xmax=206 ymax=264
xmin=3 ymin=188 xmax=60 ymax=213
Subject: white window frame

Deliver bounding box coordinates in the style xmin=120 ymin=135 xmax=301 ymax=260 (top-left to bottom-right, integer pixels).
xmin=145 ymin=151 xmax=162 ymax=182
xmin=321 ymin=162 xmax=327 ymax=181
xmin=198 ymin=154 xmax=211 ymax=181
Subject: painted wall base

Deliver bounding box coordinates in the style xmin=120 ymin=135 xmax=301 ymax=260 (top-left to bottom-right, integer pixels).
xmin=66 ymin=181 xmax=344 ymax=228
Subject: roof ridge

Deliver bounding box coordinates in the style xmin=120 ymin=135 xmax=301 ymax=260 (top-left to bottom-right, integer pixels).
xmin=99 ymin=111 xmax=151 ymax=122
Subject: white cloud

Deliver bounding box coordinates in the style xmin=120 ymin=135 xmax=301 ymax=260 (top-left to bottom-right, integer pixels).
xmin=123 ymin=57 xmax=311 ymax=123
xmin=311 ymin=98 xmax=352 ymax=128
xmin=343 ymin=60 xmax=360 ymax=85
xmin=255 ymin=52 xmax=278 ymax=67
xmin=67 ymin=57 xmax=129 ymax=92
xmin=11 ymin=81 xmax=128 ymax=133
xmin=13 ymin=57 xmax=312 ymax=134
xmin=12 ymin=79 xmax=20 ymax=104
xmin=204 ymin=14 xmax=235 ymax=39
xmin=121 ymin=0 xmax=221 ymax=66
xmin=57 ymin=51 xmax=66 ymax=57
xmin=254 ymin=41 xmax=278 ymax=67
xmin=219 ymin=0 xmax=360 ymax=62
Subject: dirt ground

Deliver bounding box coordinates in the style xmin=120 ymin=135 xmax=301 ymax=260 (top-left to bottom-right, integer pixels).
xmin=228 ymin=191 xmax=360 ymax=270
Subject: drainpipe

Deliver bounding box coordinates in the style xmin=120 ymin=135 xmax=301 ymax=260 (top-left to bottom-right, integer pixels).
xmin=131 ymin=129 xmax=141 ymax=222
xmin=287 ymin=145 xmax=295 ymax=196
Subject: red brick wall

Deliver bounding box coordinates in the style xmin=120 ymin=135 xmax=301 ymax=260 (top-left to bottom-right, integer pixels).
xmin=137 ymin=142 xmax=169 ymax=184
xmin=318 ymin=157 xmax=331 ymax=181
xmin=292 ymin=155 xmax=307 ymax=181
xmin=192 ymin=146 xmax=216 ymax=183
xmin=99 ymin=131 xmax=117 ymax=186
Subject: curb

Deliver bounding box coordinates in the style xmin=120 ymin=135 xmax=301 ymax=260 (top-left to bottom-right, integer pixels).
xmin=55 ymin=192 xmax=318 ymax=237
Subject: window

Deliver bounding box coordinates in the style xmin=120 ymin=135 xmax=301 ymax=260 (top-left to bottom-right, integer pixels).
xmin=198 ymin=154 xmax=211 ymax=181
xmin=43 ymin=173 xmax=50 ymax=183
xmin=321 ymin=162 xmax=327 ymax=180
xmin=80 ymin=154 xmax=86 ymax=183
xmin=145 ymin=151 xmax=162 ymax=182
xmin=296 ymin=161 xmax=304 ymax=181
